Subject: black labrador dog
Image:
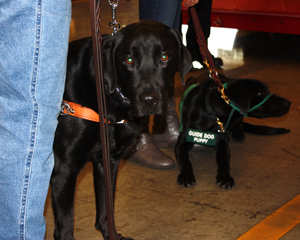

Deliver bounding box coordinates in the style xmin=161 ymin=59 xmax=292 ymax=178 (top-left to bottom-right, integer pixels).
xmin=176 ymin=72 xmax=291 ymax=189
xmin=51 ymin=20 xmax=192 ymax=240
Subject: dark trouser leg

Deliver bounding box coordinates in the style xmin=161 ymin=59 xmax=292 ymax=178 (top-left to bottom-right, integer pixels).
xmin=186 ymin=0 xmax=223 ymax=68
xmin=152 ymin=93 xmax=180 ymax=147
xmin=152 ymin=82 xmax=180 ymax=147
xmin=152 ymin=80 xmax=206 ymax=151
xmin=186 ymin=0 xmax=212 ymax=64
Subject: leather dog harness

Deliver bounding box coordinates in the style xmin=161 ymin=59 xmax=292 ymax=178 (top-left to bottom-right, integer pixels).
xmin=60 ymin=100 xmax=127 ymax=124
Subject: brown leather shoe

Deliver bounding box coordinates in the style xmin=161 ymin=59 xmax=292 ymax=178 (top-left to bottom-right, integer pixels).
xmin=125 ymin=133 xmax=175 ymax=169
xmin=152 ymin=111 xmax=179 ymax=147
xmin=152 ymin=110 xmax=206 ymax=151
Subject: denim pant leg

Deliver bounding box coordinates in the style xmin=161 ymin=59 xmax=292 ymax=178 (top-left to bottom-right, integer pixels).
xmin=0 ymin=0 xmax=71 ymax=239
xmin=139 ymin=0 xmax=182 ymax=29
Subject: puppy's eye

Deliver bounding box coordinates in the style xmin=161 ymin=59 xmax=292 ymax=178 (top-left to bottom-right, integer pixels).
xmin=125 ymin=57 xmax=133 ymax=64
xmin=258 ymin=91 xmax=268 ymax=97
xmin=161 ymin=54 xmax=169 ymax=62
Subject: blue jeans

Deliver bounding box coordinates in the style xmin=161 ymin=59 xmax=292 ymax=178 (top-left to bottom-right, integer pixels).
xmin=139 ymin=0 xmax=182 ymax=29
xmin=0 ymin=0 xmax=71 ymax=239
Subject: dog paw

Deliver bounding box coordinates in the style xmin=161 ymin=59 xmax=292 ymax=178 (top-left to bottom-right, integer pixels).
xmin=117 ymin=233 xmax=134 ymax=240
xmin=177 ymin=173 xmax=196 ymax=187
xmin=216 ymin=175 xmax=235 ymax=189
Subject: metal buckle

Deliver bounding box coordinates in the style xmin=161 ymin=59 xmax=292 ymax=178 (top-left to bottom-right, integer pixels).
xmin=216 ymin=118 xmax=225 ymax=132
xmin=108 ymin=0 xmax=120 ymax=35
xmin=60 ymin=102 xmax=75 ymax=116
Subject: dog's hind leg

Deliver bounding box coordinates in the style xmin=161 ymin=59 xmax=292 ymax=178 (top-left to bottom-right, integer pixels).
xmin=51 ymin=160 xmax=84 ymax=240
xmin=175 ymin=130 xmax=196 ymax=187
xmin=215 ymin=134 xmax=235 ymax=189
xmin=92 ymin=157 xmax=120 ymax=240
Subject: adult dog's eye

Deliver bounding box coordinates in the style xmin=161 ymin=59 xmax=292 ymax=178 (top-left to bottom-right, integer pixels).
xmin=161 ymin=54 xmax=169 ymax=62
xmin=125 ymin=57 xmax=133 ymax=64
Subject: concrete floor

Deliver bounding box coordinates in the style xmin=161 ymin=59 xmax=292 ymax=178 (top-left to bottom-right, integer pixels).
xmin=44 ymin=1 xmax=300 ymax=239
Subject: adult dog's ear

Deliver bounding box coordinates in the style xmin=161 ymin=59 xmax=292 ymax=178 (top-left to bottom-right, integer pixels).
xmin=171 ymin=29 xmax=192 ymax=86
xmin=102 ymin=35 xmax=117 ymax=94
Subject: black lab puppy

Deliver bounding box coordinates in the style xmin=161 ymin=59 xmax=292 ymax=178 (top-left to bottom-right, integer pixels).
xmin=51 ymin=20 xmax=192 ymax=240
xmin=176 ymin=72 xmax=291 ymax=189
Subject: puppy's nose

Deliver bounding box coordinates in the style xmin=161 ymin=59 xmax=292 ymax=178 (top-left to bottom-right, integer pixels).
xmin=140 ymin=91 xmax=158 ymax=107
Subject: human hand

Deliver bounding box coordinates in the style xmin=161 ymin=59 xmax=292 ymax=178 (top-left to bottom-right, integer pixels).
xmin=183 ymin=0 xmax=199 ymax=7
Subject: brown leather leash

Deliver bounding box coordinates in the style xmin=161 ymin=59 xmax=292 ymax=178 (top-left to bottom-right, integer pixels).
xmin=89 ymin=0 xmax=117 ymax=239
xmin=189 ymin=6 xmax=230 ymax=104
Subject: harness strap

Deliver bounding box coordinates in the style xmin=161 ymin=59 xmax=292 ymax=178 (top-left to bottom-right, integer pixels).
xmin=60 ymin=100 xmax=127 ymax=124
xmin=222 ymin=83 xmax=273 ymax=130
xmin=223 ymin=93 xmax=272 ymax=130
xmin=223 ymin=83 xmax=273 ymax=117
xmin=61 ymin=101 xmax=100 ymax=122
xmin=246 ymin=93 xmax=272 ymax=114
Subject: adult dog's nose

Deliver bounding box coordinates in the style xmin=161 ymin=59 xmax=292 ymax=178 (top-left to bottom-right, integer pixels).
xmin=139 ymin=91 xmax=158 ymax=108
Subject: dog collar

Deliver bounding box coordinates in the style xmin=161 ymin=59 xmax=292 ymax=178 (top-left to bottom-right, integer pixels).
xmin=60 ymin=101 xmax=127 ymax=124
xmin=223 ymin=83 xmax=273 ymax=117
xmin=223 ymin=83 xmax=273 ymax=130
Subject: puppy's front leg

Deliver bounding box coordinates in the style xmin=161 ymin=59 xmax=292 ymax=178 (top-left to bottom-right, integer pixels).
xmin=232 ymin=119 xmax=245 ymax=142
xmin=175 ymin=130 xmax=196 ymax=187
xmin=215 ymin=133 xmax=235 ymax=189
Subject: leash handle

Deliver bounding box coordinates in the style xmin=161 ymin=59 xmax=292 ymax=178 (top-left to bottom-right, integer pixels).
xmin=189 ymin=6 xmax=222 ymax=89
xmin=89 ymin=0 xmax=117 ymax=239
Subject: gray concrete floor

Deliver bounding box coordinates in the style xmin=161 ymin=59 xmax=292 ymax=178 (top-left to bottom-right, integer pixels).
xmin=44 ymin=1 xmax=300 ymax=239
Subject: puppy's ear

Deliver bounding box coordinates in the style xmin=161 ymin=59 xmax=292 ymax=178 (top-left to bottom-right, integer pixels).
xmin=227 ymin=80 xmax=251 ymax=114
xmin=232 ymin=98 xmax=250 ymax=115
xmin=102 ymin=35 xmax=117 ymax=94
xmin=170 ymin=29 xmax=193 ymax=86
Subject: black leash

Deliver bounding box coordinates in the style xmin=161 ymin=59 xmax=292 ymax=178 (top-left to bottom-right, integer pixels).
xmin=89 ymin=0 xmax=117 ymax=239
